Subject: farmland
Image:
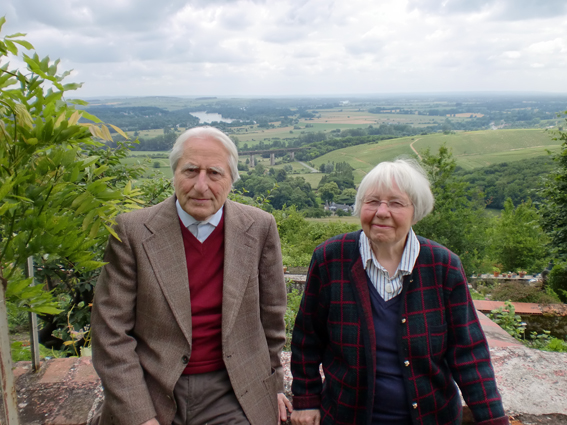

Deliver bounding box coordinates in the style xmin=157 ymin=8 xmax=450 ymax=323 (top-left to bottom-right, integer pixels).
xmin=128 ymin=127 xmax=561 ymax=188
xmin=310 ymin=129 xmax=561 ymax=183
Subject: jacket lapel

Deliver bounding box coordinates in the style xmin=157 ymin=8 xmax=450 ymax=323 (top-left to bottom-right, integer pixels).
xmin=221 ymin=200 xmax=257 ymax=341
xmin=142 ymin=197 xmax=193 ymax=344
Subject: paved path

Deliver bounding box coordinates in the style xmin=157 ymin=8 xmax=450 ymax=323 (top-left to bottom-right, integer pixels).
xmin=298 ymin=161 xmax=319 ymax=173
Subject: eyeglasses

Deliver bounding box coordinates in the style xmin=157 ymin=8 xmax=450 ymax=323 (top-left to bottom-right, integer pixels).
xmin=364 ymin=199 xmax=413 ymax=211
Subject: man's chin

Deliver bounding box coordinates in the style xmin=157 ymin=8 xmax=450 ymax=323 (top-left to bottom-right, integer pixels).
xmin=186 ymin=205 xmax=214 ymax=221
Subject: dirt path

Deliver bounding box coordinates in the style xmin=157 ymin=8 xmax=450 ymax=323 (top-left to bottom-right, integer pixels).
xmin=410 ymin=138 xmax=422 ymax=159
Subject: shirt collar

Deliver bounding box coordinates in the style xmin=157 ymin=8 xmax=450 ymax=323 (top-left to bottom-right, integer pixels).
xmin=359 ymin=228 xmax=420 ymax=275
xmin=175 ymin=199 xmax=224 ymax=228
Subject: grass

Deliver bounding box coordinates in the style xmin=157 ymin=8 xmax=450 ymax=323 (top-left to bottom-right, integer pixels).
xmin=312 ymin=136 xmax=417 ymax=183
xmin=126 ymin=128 xmax=559 ymax=185
xmin=306 ymin=216 xmax=361 ymax=226
xmin=413 ymin=129 xmax=560 ymax=170
xmin=311 ymin=128 xmax=560 ymax=183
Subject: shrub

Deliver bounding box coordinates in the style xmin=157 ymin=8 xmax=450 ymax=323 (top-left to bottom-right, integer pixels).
xmin=548 ymin=262 xmax=567 ymax=302
xmin=490 ymin=282 xmax=560 ymax=304
xmin=284 ymin=280 xmax=303 ymax=351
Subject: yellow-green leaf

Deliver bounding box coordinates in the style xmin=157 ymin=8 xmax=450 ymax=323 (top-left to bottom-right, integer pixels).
xmin=68 ymin=110 xmax=81 ymax=126
xmin=108 ymin=123 xmax=129 ymax=139
xmin=103 ymin=223 xmax=121 ymax=241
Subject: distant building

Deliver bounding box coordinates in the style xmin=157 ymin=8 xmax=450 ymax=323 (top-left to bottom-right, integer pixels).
xmin=325 ymin=202 xmax=353 ymax=213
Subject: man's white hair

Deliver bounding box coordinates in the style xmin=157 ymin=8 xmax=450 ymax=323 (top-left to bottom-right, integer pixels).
xmin=169 ymin=126 xmax=240 ymax=183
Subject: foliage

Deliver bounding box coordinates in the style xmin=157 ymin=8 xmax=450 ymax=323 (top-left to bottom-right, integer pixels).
xmin=488 ymin=301 xmax=526 ymax=339
xmin=317 ymin=161 xmax=355 ymax=191
xmin=284 ymin=280 xmax=303 ymax=351
xmin=413 ymin=145 xmax=490 ymax=273
xmin=274 ymin=206 xmax=358 ymax=267
xmin=234 ymin=173 xmax=317 ymax=211
xmin=0 ymin=22 xmax=144 ymax=355
xmin=548 ymin=261 xmax=567 ymax=303
xmin=319 ymin=182 xmax=341 ymax=203
xmin=490 ymin=282 xmax=560 ymax=304
xmin=488 ymin=198 xmax=550 ymax=273
xmin=488 ymin=300 xmax=567 ymax=352
xmin=538 ymin=112 xmax=567 ymax=259
xmin=136 ymin=175 xmax=174 ymax=206
xmin=455 ymin=156 xmax=554 ymax=209
xmin=11 ymin=341 xmax=66 ymax=362
xmin=83 ymin=105 xmax=199 ymax=133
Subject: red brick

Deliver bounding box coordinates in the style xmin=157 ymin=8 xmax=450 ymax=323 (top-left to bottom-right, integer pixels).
xmin=39 ymin=358 xmax=77 ymax=384
xmin=73 ymin=357 xmax=99 ymax=383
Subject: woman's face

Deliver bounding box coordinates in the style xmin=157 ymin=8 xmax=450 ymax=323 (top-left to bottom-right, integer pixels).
xmin=360 ymin=181 xmax=415 ymax=251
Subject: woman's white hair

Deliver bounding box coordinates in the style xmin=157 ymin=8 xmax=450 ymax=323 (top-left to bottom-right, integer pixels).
xmin=169 ymin=126 xmax=240 ymax=183
xmin=353 ymin=158 xmax=434 ymax=223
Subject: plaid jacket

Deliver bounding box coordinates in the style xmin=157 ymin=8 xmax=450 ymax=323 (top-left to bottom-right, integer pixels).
xmin=291 ymin=231 xmax=508 ymax=425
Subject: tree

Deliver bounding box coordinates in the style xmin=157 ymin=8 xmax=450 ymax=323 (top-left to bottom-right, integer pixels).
xmin=338 ymin=188 xmax=357 ymax=205
xmin=489 ymin=198 xmax=549 ymax=274
xmin=539 ymin=112 xmax=567 ymax=259
xmin=319 ymin=182 xmax=341 ymax=203
xmin=413 ymin=145 xmax=489 ymax=273
xmin=0 ymin=22 xmax=142 ymax=327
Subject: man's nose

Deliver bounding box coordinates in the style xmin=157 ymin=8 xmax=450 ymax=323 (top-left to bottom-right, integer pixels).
xmin=194 ymin=170 xmax=209 ymax=192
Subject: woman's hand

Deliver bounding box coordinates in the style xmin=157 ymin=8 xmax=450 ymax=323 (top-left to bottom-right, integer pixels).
xmin=140 ymin=419 xmax=160 ymax=425
xmin=278 ymin=393 xmax=293 ymax=421
xmin=291 ymin=408 xmax=321 ymax=425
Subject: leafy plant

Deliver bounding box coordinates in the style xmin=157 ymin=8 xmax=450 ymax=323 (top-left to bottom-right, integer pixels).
xmin=0 ymin=19 xmax=146 ymax=351
xmin=488 ymin=301 xmax=526 ymax=339
xmin=11 ymin=341 xmax=65 ymax=362
xmin=284 ymin=279 xmax=303 ymax=351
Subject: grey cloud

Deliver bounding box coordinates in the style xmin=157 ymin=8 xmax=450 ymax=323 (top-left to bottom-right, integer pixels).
xmin=407 ymin=0 xmax=567 ymax=20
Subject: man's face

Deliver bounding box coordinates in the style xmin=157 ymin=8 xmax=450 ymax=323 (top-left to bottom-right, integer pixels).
xmin=173 ymin=136 xmax=232 ymax=221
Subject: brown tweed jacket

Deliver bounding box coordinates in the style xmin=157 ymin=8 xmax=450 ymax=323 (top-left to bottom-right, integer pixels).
xmin=91 ymin=197 xmax=287 ymax=425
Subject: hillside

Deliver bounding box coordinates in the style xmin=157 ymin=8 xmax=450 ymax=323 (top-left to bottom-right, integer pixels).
xmin=312 ymin=129 xmax=562 ymax=183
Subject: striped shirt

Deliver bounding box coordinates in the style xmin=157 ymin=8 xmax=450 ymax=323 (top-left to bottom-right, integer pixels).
xmin=359 ymin=228 xmax=420 ymax=301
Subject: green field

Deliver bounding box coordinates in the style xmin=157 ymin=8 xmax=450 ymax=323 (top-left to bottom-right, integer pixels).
xmin=312 ymin=137 xmax=416 ymax=183
xmin=126 ymin=128 xmax=560 ymax=185
xmin=412 ymin=129 xmax=561 ymax=170
xmin=229 ymin=108 xmax=455 ymax=147
xmin=306 ymin=216 xmax=362 ymax=226
xmin=311 ymin=129 xmax=560 ymax=183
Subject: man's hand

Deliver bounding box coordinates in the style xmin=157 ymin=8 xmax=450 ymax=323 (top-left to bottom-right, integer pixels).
xmin=277 ymin=393 xmax=293 ymax=421
xmin=291 ymin=408 xmax=320 ymax=425
xmin=140 ymin=419 xmax=159 ymax=425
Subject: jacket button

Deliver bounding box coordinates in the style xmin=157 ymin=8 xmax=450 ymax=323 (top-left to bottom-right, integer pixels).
xmin=182 ymin=355 xmax=189 ymax=364
xmin=412 ymin=402 xmax=418 ymax=409
xmin=404 ymin=360 xmax=410 ymax=367
xmin=401 ymin=317 xmax=407 ymax=324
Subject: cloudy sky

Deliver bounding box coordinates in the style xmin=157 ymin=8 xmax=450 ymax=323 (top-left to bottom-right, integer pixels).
xmin=3 ymin=0 xmax=567 ymax=97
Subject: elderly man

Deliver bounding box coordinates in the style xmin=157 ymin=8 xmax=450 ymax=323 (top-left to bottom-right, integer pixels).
xmin=91 ymin=126 xmax=291 ymax=425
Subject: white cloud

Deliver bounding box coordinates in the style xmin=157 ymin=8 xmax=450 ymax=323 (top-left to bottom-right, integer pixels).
xmin=2 ymin=0 xmax=567 ymax=96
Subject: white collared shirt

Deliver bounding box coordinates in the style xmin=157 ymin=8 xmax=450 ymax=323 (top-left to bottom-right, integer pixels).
xmin=175 ymin=200 xmax=224 ymax=243
xmin=359 ymin=228 xmax=420 ymax=301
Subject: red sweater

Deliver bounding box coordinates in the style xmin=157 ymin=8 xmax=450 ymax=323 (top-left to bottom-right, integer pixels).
xmin=180 ymin=216 xmax=225 ymax=374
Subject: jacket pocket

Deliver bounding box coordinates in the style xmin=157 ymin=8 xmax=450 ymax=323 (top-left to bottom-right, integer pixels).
xmin=261 ymin=369 xmax=280 ymax=422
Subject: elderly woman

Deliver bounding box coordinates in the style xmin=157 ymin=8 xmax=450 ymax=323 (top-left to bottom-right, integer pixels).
xmin=290 ymin=159 xmax=508 ymax=425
